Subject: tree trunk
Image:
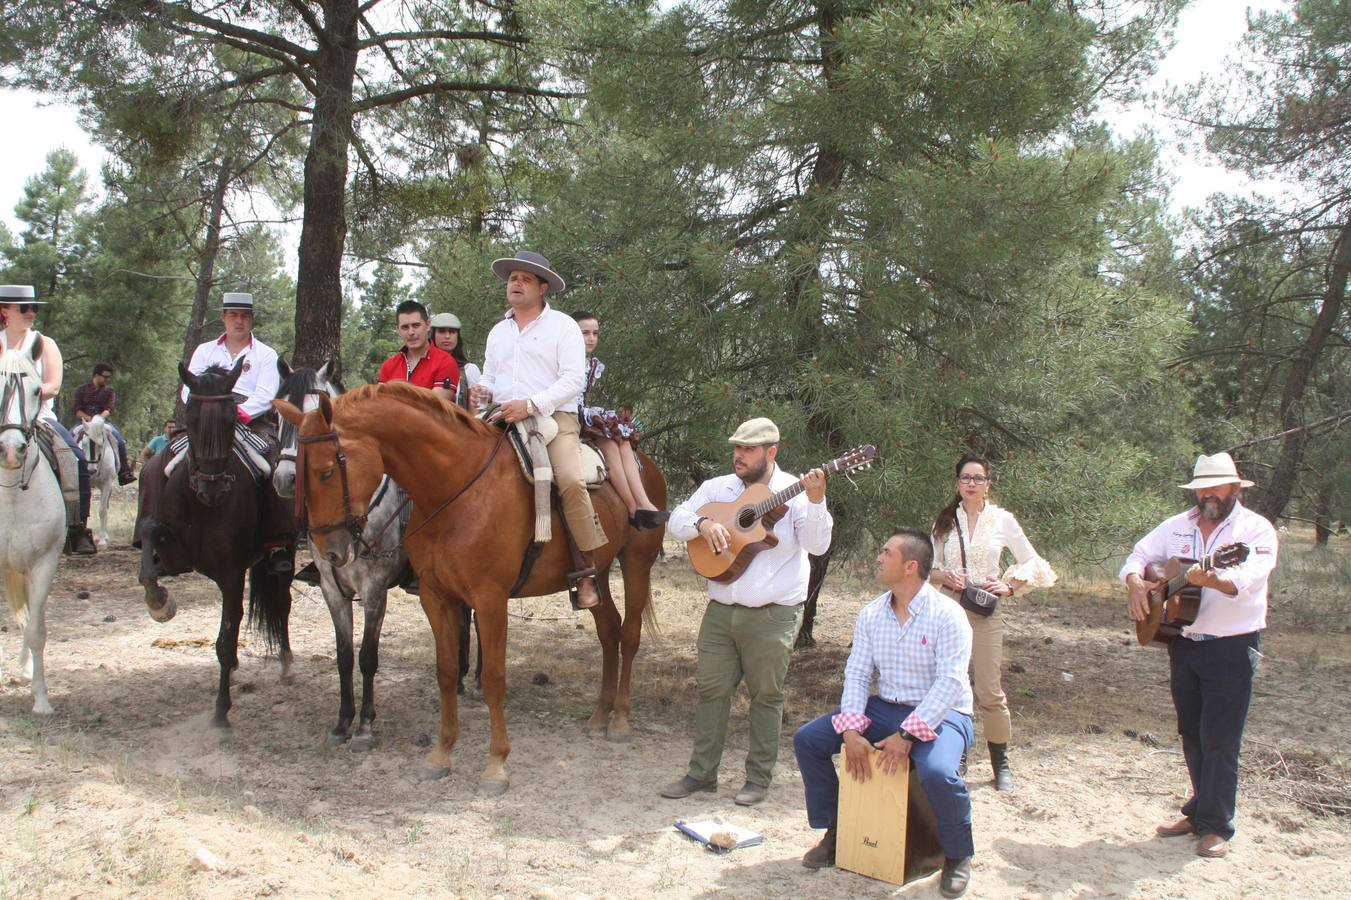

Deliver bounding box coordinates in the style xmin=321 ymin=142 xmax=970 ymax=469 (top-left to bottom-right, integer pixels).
xmin=175 ymin=157 xmax=232 ymax=421
xmin=1256 ymin=214 xmax=1351 ymax=522
xmin=292 ymin=0 xmax=359 ymax=368
xmin=1313 ymin=481 xmax=1332 ymax=546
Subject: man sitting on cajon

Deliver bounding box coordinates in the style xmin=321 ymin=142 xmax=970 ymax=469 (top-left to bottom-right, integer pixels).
xmin=793 ymin=527 xmax=976 ymax=898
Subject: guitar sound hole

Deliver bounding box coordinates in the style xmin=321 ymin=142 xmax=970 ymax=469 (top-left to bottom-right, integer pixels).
xmin=737 ymin=507 xmax=756 ymax=529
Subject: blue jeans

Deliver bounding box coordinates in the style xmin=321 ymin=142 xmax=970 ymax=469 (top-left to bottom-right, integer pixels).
xmin=49 ymin=419 xmax=90 ymax=521
xmin=794 ymin=696 xmax=975 ymax=859
xmin=107 ymin=423 xmax=127 ymax=470
xmin=1169 ymin=631 xmax=1260 ymax=839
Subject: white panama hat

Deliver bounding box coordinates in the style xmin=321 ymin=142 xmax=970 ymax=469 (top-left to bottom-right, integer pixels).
xmin=1178 ymin=452 xmax=1254 ymax=490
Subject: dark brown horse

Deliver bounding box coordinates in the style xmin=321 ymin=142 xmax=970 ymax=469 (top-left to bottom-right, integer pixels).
xmin=136 ymin=361 xmax=295 ymax=726
xmin=275 ymin=382 xmax=665 ymax=792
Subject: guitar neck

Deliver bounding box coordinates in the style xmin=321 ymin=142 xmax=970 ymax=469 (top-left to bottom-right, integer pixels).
xmin=747 ymin=458 xmax=848 ymax=519
xmin=1165 ymin=548 xmax=1218 ymax=594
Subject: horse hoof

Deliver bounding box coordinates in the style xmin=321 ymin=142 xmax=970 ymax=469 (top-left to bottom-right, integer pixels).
xmin=211 ymin=715 xmax=232 ymax=730
xmin=478 ymin=777 xmax=509 ymax=797
xmin=31 ymin=700 xmax=54 ymax=716
xmin=416 ymin=765 xmax=450 ymax=782
xmin=325 ymin=730 xmax=349 ymax=748
xmin=145 ymin=585 xmax=176 ymax=622
xmin=348 ymin=733 xmax=374 ymax=753
xmin=606 ymin=728 xmax=633 ymax=744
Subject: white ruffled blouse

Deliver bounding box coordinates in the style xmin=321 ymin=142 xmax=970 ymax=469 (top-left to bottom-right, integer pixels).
xmin=932 ymin=503 xmax=1057 ymax=591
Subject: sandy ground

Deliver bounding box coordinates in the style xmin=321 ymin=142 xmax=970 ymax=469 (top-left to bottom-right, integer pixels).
xmin=0 ymin=496 xmax=1347 ymax=898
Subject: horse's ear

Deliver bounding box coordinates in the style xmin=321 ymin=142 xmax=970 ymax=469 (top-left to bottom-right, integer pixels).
xmin=178 ymin=361 xmax=197 ymax=392
xmin=321 ymin=356 xmax=342 ymax=384
xmin=30 ymin=335 xmax=43 ymax=362
xmin=273 ymin=398 xmax=304 ymax=426
xmin=224 ymin=356 xmax=246 ymax=390
xmin=318 ymin=391 xmax=333 ymax=427
xmin=277 ymin=355 xmax=292 ymax=380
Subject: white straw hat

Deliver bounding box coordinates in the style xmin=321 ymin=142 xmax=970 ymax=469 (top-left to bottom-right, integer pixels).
xmin=1178 ymin=452 xmax=1254 ymax=490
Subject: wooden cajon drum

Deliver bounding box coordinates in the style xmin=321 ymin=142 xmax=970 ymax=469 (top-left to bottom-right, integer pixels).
xmin=836 ymin=749 xmax=945 ymax=885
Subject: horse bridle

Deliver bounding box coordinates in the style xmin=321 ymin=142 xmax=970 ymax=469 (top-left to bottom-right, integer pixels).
xmin=0 ymin=372 xmax=38 ymax=444
xmin=186 ymin=393 xmax=239 ymax=489
xmin=295 ymin=428 xmax=368 ymax=544
xmin=296 ymin=422 xmax=509 ymax=549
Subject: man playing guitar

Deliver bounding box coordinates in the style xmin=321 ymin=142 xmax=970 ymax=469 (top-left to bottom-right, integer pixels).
xmin=1120 ymin=452 xmax=1279 ymax=859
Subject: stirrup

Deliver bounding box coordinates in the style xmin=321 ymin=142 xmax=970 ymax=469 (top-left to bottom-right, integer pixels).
xmin=566 ymin=566 xmax=599 ymax=611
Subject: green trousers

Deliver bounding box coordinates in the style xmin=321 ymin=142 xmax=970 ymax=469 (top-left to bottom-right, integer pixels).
xmin=687 ymin=600 xmax=803 ymax=788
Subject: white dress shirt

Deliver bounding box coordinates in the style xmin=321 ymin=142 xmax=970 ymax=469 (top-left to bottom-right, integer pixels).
xmin=477 ymin=304 xmax=586 ymax=417
xmin=1119 ymin=500 xmax=1278 ymax=637
xmin=666 ymin=464 xmax=833 ymax=607
xmin=181 ymin=334 xmax=280 ymax=420
xmin=932 ymin=503 xmax=1058 ymax=590
xmin=832 ymin=584 xmax=973 ymax=740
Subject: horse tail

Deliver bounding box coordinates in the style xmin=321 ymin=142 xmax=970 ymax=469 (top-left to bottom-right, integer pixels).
xmin=641 ymin=591 xmax=660 ymax=636
xmin=246 ymin=560 xmax=290 ymax=651
xmin=5 ymin=568 xmax=28 ymax=626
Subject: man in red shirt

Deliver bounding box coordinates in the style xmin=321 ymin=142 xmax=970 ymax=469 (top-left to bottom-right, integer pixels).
xmin=377 ymin=300 xmax=459 ymax=398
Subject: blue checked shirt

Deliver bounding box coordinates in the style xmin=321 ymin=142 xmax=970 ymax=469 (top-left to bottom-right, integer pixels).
xmin=831 ymin=583 xmax=973 ymax=741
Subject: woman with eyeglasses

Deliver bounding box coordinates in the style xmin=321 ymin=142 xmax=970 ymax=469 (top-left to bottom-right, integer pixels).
xmin=929 ymin=452 xmax=1056 ymax=790
xmin=0 ymin=285 xmax=97 ymax=554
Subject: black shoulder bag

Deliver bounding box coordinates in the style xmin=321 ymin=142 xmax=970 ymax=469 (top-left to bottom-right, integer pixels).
xmin=956 ymin=517 xmax=998 ymax=617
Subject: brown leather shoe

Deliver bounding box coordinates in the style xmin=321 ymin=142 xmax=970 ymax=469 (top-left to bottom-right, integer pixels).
xmin=1197 ymin=834 xmax=1230 ymax=858
xmin=802 ymin=828 xmax=836 ymax=869
xmin=1155 ymin=816 xmax=1197 ymax=837
xmin=659 ymin=775 xmax=717 ymax=799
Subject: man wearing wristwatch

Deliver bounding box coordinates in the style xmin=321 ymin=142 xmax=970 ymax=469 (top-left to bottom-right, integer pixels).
xmin=793 ymin=527 xmax=976 ymax=898
xmin=471 ymin=251 xmax=605 ymax=609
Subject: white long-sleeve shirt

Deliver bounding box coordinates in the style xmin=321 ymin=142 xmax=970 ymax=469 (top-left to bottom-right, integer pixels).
xmin=932 ymin=503 xmax=1058 ymax=591
xmin=477 ymin=304 xmax=585 ymax=417
xmin=666 ymin=465 xmax=833 ymax=607
xmin=180 ymin=334 xmax=280 ymax=420
xmin=1118 ymin=501 xmax=1278 ymax=638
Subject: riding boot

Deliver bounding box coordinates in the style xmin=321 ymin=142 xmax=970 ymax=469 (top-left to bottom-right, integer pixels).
xmin=989 ymin=742 xmax=1014 ymax=791
xmin=118 ymin=460 xmax=136 ymax=485
xmin=398 ymin=561 xmax=420 ymax=595
xmin=65 ymin=524 xmax=97 ymax=555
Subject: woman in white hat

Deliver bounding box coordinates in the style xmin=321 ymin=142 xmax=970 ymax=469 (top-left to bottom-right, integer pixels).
xmin=0 ymin=285 xmax=97 ymax=554
xmin=429 ymin=312 xmax=480 ymax=408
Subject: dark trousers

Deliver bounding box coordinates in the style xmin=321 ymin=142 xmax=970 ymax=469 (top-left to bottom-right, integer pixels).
xmin=1169 ymin=631 xmax=1260 ymax=840
xmin=794 ymin=696 xmax=975 ymax=859
xmin=49 ymin=419 xmax=90 ymax=521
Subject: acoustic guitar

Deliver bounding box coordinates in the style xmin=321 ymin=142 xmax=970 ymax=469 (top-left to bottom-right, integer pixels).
xmin=1135 ymin=542 xmax=1249 ymax=648
xmin=686 ymin=444 xmax=877 ymax=583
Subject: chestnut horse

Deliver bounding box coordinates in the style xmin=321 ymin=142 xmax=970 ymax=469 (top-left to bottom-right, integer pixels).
xmin=275 ymin=382 xmax=665 ymax=792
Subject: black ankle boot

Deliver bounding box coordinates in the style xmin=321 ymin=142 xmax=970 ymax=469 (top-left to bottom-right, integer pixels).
xmin=65 ymin=525 xmax=97 ymax=555
xmin=989 ymin=742 xmax=1014 ymax=791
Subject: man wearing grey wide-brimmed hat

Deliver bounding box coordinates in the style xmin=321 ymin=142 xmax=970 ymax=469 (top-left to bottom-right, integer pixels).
xmin=472 ymin=250 xmax=606 ymax=609
xmin=660 ymin=417 xmax=832 ymax=806
xmin=1120 ymin=452 xmax=1279 ymax=860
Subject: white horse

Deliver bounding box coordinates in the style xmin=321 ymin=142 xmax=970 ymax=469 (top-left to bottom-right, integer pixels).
xmin=0 ymin=342 xmax=67 ymax=714
xmin=76 ymin=413 xmax=118 ymax=549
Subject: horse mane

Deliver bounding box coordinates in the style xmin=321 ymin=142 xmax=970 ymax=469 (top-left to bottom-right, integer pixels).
xmin=334 ymin=381 xmax=495 ymax=436
xmin=279 ymin=365 xmax=320 ymax=407
xmin=187 ymin=364 xmax=238 ymax=461
xmin=0 ymin=349 xmax=41 ymax=382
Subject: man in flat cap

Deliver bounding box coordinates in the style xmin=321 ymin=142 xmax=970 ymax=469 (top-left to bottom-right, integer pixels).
xmin=1121 ymin=452 xmax=1279 ymax=859
xmin=660 ymin=417 xmax=832 ymax=806
xmin=471 ymin=250 xmax=606 ymax=609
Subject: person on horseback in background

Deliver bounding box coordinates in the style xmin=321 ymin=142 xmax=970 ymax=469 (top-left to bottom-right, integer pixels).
xmin=134 ymin=291 xmax=293 ymax=573
xmin=72 ymin=362 xmax=136 ymax=485
xmin=0 ymin=284 xmax=97 ymax=554
xmin=429 ymin=312 xmax=481 ymax=408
